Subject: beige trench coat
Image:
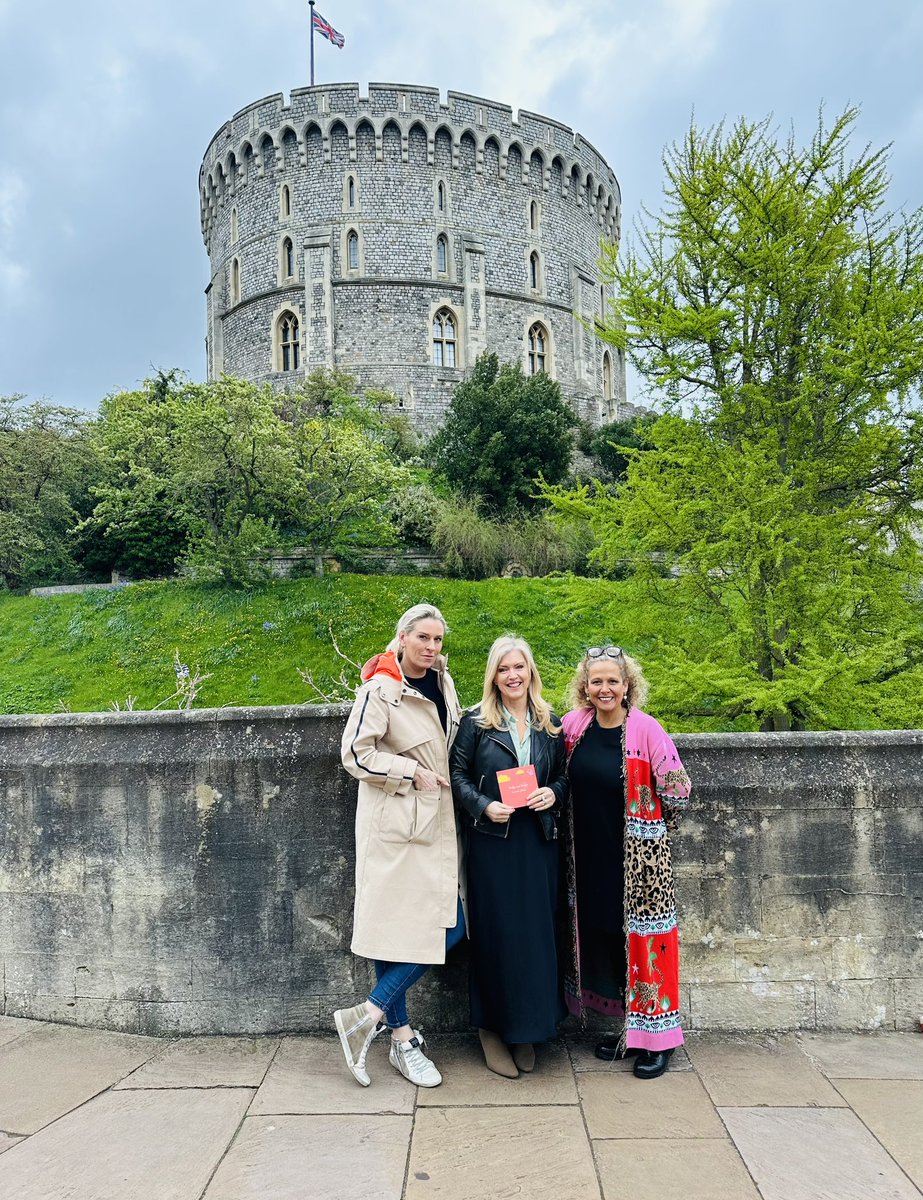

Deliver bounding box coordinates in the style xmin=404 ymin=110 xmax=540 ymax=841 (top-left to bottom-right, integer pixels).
xmin=340 ymin=652 xmax=463 ymax=964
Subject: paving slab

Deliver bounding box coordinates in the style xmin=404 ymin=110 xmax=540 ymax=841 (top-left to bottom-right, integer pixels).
xmin=0 ymin=1133 xmax=23 ymax=1155
xmin=0 ymin=1087 xmax=252 ymax=1200
xmin=579 ymin=1070 xmax=726 ymax=1139
xmin=406 ymin=1106 xmax=601 ymax=1199
xmin=686 ymin=1033 xmax=845 ymax=1107
xmin=835 ymin=1080 xmax=923 ymax=1190
xmin=203 ymin=1114 xmax=412 ymax=1200
xmin=250 ymin=1035 xmax=415 ymax=1115
xmin=415 ymin=1035 xmax=578 ymax=1106
xmin=801 ymin=1033 xmax=923 ymax=1080
xmin=116 ymin=1035 xmax=280 ymax=1089
xmin=720 ymin=1106 xmax=922 ymax=1200
xmin=594 ymin=1138 xmax=762 ymax=1200
xmin=439 ymin=1033 xmax=579 ymax=1098
xmin=0 ymin=1016 xmax=43 ymax=1048
xmin=567 ymin=1035 xmax=693 ymax=1074
xmin=0 ymin=1023 xmax=160 ymax=1134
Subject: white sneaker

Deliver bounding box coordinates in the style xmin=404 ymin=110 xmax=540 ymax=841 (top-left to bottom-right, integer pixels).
xmin=333 ymin=1002 xmax=383 ymax=1087
xmin=390 ymin=1033 xmax=442 ymax=1087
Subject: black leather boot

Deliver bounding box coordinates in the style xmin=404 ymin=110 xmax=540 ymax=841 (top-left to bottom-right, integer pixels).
xmin=632 ymin=1048 xmax=673 ymax=1079
xmin=594 ymin=1034 xmax=641 ymax=1062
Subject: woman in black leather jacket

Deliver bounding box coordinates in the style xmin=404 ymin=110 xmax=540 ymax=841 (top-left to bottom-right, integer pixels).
xmin=450 ymin=635 xmax=567 ymax=1078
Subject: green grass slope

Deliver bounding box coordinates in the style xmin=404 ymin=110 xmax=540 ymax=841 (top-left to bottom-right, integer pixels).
xmin=0 ymin=574 xmax=685 ymax=722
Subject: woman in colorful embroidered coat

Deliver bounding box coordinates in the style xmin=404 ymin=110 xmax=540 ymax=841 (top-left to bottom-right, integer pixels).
xmin=562 ymin=646 xmax=691 ymax=1080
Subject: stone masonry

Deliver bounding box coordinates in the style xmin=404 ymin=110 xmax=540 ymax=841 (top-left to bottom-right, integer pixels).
xmin=200 ymin=83 xmax=626 ymax=428
xmin=0 ymin=708 xmax=921 ymax=1037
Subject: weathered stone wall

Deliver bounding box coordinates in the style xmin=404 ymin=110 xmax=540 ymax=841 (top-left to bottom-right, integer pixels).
xmin=1 ymin=710 xmax=920 ymax=1036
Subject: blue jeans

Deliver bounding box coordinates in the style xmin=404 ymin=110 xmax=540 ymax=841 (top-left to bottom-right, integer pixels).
xmin=370 ymin=898 xmax=465 ymax=1029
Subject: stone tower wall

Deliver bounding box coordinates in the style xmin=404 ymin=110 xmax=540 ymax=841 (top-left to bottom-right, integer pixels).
xmin=200 ymin=83 xmax=625 ymax=427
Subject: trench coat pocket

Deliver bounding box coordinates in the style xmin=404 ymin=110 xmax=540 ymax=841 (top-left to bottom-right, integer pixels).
xmin=379 ymin=790 xmax=441 ymax=845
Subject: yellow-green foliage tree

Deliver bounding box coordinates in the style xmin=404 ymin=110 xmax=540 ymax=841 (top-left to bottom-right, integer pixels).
xmin=547 ymin=110 xmax=923 ymax=731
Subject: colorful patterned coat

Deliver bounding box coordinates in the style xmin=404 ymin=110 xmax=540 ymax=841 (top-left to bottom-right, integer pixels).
xmin=561 ymin=705 xmax=691 ymax=1052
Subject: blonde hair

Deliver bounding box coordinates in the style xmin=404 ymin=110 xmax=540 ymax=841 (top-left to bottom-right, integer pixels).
xmin=478 ymin=635 xmax=560 ymax=736
xmin=385 ymin=603 xmax=448 ymax=659
xmin=568 ymin=648 xmax=649 ymax=712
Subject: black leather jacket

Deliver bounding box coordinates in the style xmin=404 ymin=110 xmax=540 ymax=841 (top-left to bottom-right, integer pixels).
xmin=449 ymin=706 xmax=568 ymax=841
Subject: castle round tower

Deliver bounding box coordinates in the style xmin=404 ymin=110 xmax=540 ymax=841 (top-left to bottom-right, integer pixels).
xmin=199 ymin=83 xmax=625 ymax=427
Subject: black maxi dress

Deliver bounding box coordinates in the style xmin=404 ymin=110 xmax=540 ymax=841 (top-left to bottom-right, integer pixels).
xmin=450 ymin=715 xmax=567 ymax=1044
xmin=568 ymin=718 xmax=627 ymax=1002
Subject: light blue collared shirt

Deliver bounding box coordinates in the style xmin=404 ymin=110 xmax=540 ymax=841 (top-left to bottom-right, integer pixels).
xmin=502 ymin=706 xmax=532 ymax=767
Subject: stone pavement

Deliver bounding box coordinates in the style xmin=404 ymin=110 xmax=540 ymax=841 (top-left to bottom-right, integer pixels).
xmin=1 ymin=1016 xmax=922 ymax=1199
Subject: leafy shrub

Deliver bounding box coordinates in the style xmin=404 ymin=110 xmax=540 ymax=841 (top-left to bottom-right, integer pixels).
xmin=387 ymin=484 xmax=445 ymax=547
xmin=431 ymin=499 xmax=593 ymax=580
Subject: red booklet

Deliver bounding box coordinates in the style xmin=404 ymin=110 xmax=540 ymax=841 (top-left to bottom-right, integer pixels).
xmin=496 ymin=764 xmax=538 ymax=808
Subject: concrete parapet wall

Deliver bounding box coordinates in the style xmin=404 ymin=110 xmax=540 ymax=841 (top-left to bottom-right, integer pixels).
xmin=0 ymin=710 xmax=920 ymax=1036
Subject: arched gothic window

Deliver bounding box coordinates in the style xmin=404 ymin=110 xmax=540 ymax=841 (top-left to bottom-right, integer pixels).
xmin=529 ymin=251 xmax=541 ymax=291
xmin=282 ymin=237 xmax=294 ymax=279
xmin=347 ymin=230 xmax=359 ymax=271
xmin=530 ymin=200 xmax=538 ymax=231
xmin=230 ymin=207 xmax=238 ymax=244
xmin=278 ymin=312 xmax=300 ymax=372
xmin=433 ymin=308 xmax=457 ymax=368
xmin=603 ymin=351 xmax=613 ymax=403
xmin=230 ymin=257 xmax=241 ymax=304
xmin=280 ymin=183 xmax=291 ymax=218
xmin=528 ymin=322 xmax=548 ymax=375
xmin=437 ymin=235 xmax=448 ymax=275
xmin=347 ymin=175 xmax=356 ymax=208
xmin=437 ymin=181 xmax=445 ymax=211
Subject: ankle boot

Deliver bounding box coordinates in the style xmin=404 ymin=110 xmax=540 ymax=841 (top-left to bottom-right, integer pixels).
xmin=478 ymin=1028 xmax=519 ymax=1078
xmin=510 ymin=1043 xmax=535 ymax=1072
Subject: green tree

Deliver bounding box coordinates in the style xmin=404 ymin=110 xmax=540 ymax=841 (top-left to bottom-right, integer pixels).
xmin=548 ymin=110 xmax=923 ymax=731
xmin=84 ymin=372 xmax=409 ymax=584
xmin=0 ymin=397 xmax=100 ymax=589
xmin=432 ymin=353 xmax=576 ymax=516
xmin=584 ymin=414 xmax=655 ymax=483
xmin=77 ymin=372 xmax=194 ymax=579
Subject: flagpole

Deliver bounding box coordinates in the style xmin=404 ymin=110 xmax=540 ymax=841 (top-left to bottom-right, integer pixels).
xmin=309 ymin=0 xmax=315 ymax=85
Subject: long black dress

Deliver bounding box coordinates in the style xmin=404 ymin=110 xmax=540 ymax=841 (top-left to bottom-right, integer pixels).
xmin=568 ymin=718 xmax=626 ymax=1002
xmin=450 ymin=714 xmax=567 ymax=1044
xmin=466 ymin=804 xmax=563 ymax=1042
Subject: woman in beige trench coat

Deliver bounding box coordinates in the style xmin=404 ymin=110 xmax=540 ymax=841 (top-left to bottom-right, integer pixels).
xmin=334 ymin=603 xmax=463 ymax=1089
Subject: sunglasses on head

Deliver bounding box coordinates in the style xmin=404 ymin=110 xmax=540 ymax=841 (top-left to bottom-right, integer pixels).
xmin=587 ymin=646 xmax=624 ymax=660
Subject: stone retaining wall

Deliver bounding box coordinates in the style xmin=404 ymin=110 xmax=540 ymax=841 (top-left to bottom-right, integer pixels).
xmin=0 ymin=708 xmax=920 ymax=1035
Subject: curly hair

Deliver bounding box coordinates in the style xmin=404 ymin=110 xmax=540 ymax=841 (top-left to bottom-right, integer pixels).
xmin=568 ymin=648 xmax=649 ymax=712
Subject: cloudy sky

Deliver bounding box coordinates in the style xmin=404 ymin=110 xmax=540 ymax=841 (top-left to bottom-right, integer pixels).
xmin=1 ymin=0 xmax=921 ymax=410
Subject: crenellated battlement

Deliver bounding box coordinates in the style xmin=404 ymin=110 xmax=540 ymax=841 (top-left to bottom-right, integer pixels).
xmin=199 ymin=82 xmax=620 ymax=245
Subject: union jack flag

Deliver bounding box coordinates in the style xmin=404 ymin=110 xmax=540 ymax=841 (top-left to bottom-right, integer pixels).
xmin=312 ymin=9 xmax=345 ymax=47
